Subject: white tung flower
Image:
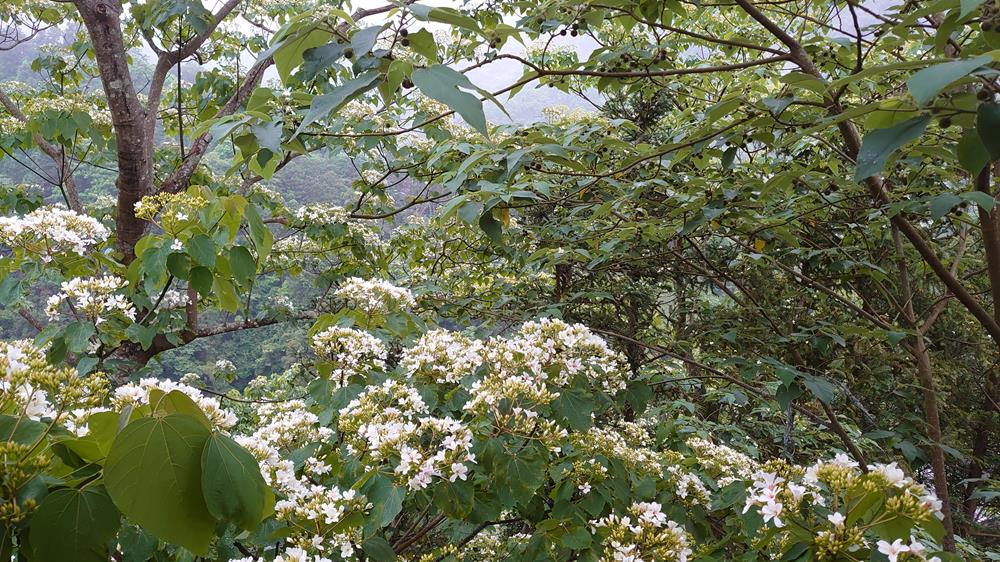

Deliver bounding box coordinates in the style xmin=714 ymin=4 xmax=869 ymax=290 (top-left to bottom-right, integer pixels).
xmin=876 ymin=538 xmax=910 ymax=562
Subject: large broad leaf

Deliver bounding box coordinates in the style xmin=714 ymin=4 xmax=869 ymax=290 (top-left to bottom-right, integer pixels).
xmin=29 ymin=486 xmax=120 ymax=562
xmin=854 ymin=116 xmax=931 ymax=181
xmin=189 ymin=266 xmax=214 ymax=297
xmin=906 ymin=55 xmax=991 ymax=106
xmin=275 ymin=27 xmax=333 ymax=81
xmin=497 ymin=450 xmax=545 ymax=506
xmin=214 ymin=277 xmax=241 ymax=312
xmin=149 ymin=389 xmax=212 ymax=429
xmin=0 ymin=414 xmax=46 ymax=445
xmin=187 ymin=234 xmax=217 ymax=269
xmin=293 ymin=71 xmax=380 ymax=137
xmin=411 ymin=65 xmax=488 ymax=136
xmin=0 ymin=276 xmax=21 ymax=305
xmin=201 ymin=432 xmax=269 ymax=532
xmin=229 ymin=245 xmax=257 ymax=284
xmin=361 ymin=536 xmax=397 ymax=562
xmin=961 ymin=0 xmax=987 ymax=17
xmin=956 ymin=127 xmax=991 ymax=175
xmin=409 ymin=4 xmax=480 ymax=32
xmin=366 ymin=477 xmax=405 ymax=528
xmin=978 ymin=102 xmax=1000 ymax=159
xmin=350 ymin=25 xmax=383 ymax=58
xmin=104 ymin=414 xmax=214 ymax=555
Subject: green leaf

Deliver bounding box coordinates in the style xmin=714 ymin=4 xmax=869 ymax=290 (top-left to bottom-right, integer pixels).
xmin=411 ymin=65 xmax=487 ymax=136
xmin=294 ymin=71 xmax=380 ymax=137
xmin=956 ymin=128 xmax=991 ymax=175
xmin=854 ymin=116 xmax=931 ymax=181
xmin=887 ymin=331 xmax=909 ymax=345
xmin=64 ymin=321 xmax=95 ymax=354
xmin=104 ymin=414 xmax=215 ymax=555
xmin=721 ymin=146 xmax=738 ymax=169
xmin=301 ymin=42 xmax=345 ymax=80
xmin=497 ymin=451 xmax=545 ymax=506
xmin=407 ymin=29 xmax=437 ymax=62
xmin=929 ymin=193 xmax=962 ymax=220
xmin=166 ymin=252 xmax=191 ymax=280
xmin=214 ymin=277 xmax=240 ymax=312
xmin=350 ymin=25 xmax=383 ymax=58
xmin=118 ymin=524 xmax=158 ymax=562
xmin=149 ymin=389 xmax=212 ymax=429
xmin=189 ymin=266 xmax=214 ymax=297
xmin=0 ymin=276 xmax=21 ymax=305
xmin=552 ymin=388 xmax=594 ymax=431
xmin=977 ymin=102 xmax=1000 ymax=159
xmin=125 ymin=323 xmax=157 ymax=350
xmin=367 ymin=478 xmax=405 ymax=528
xmin=962 ymin=190 xmax=997 ymax=211
xmin=906 ymin=55 xmax=991 ymax=106
xmin=478 ymin=211 xmax=502 ymax=243
xmin=434 ymin=479 xmax=474 ymax=518
xmin=801 ymin=374 xmax=837 ymax=404
xmin=187 ymin=234 xmax=217 ymax=268
xmin=712 ymin=482 xmax=747 ymax=511
xmin=0 ymin=414 xmax=46 ymax=445
xmin=961 ymin=0 xmax=987 ymax=17
xmin=560 ymin=527 xmax=591 ymax=549
xmin=361 ymin=536 xmax=397 ymax=561
xmin=274 ymin=27 xmax=333 ymax=81
xmin=409 ymin=4 xmax=480 ymax=32
xmin=229 ymin=245 xmax=257 ymax=284
xmin=762 ymin=97 xmax=794 ymax=116
xmin=201 ymin=432 xmax=268 ymax=532
xmin=29 ymin=486 xmax=120 ymax=562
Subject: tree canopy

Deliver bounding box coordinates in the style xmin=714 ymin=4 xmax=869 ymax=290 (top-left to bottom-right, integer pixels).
xmin=1 ymin=0 xmax=1000 ymax=560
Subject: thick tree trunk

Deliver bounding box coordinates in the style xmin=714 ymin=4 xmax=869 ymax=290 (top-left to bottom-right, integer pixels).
xmin=74 ymin=0 xmax=152 ymax=263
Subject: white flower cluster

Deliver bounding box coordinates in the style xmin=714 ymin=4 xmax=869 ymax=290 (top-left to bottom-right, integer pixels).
xmin=272 ymin=484 xmax=367 ymax=559
xmin=15 ymin=94 xmax=113 ymax=130
xmin=310 ymin=326 xmax=388 ymax=384
xmin=293 ymin=203 xmax=352 ymax=225
xmin=462 ymin=320 xmax=628 ymax=436
xmin=133 ymin=192 xmax=206 ymax=233
xmin=338 ymin=380 xmax=475 ymax=490
xmin=232 ymin=547 xmax=335 ymax=562
xmin=876 ymin=537 xmax=942 ymax=562
xmin=292 ymin=203 xmax=386 ymax=248
xmin=0 ymin=340 xmax=31 ymax=376
xmin=0 ymin=375 xmax=54 ymax=420
xmin=686 ymin=436 xmax=758 ymax=485
xmin=0 ymin=94 xmax=112 ymax=135
xmin=112 ymin=377 xmax=237 ymax=429
xmin=739 ymin=454 xmax=947 ymax=559
xmin=400 ymin=329 xmax=484 ymax=384
xmin=335 ymin=277 xmax=415 ymax=315
xmin=267 ymin=295 xmax=296 ymax=313
xmin=742 ymin=471 xmax=821 ymax=528
xmin=45 ymin=275 xmax=136 ymax=325
xmin=360 ymin=168 xmax=384 ymax=185
xmin=159 ymin=288 xmax=190 ymax=309
xmin=234 ymin=400 xmax=364 ymax=556
xmin=0 ymin=206 xmax=108 ymax=259
xmin=214 ymin=359 xmax=236 ymax=373
xmin=235 ymin=400 xmax=333 ymax=485
xmin=590 ymin=502 xmax=693 ymax=562
xmin=488 ymin=318 xmax=629 ymax=394
xmin=0 ymin=340 xmax=104 ymax=423
xmin=61 ymin=405 xmax=112 ymax=437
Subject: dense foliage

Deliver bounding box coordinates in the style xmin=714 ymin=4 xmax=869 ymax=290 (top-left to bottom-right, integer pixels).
xmin=2 ymin=0 xmax=1000 ymax=560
